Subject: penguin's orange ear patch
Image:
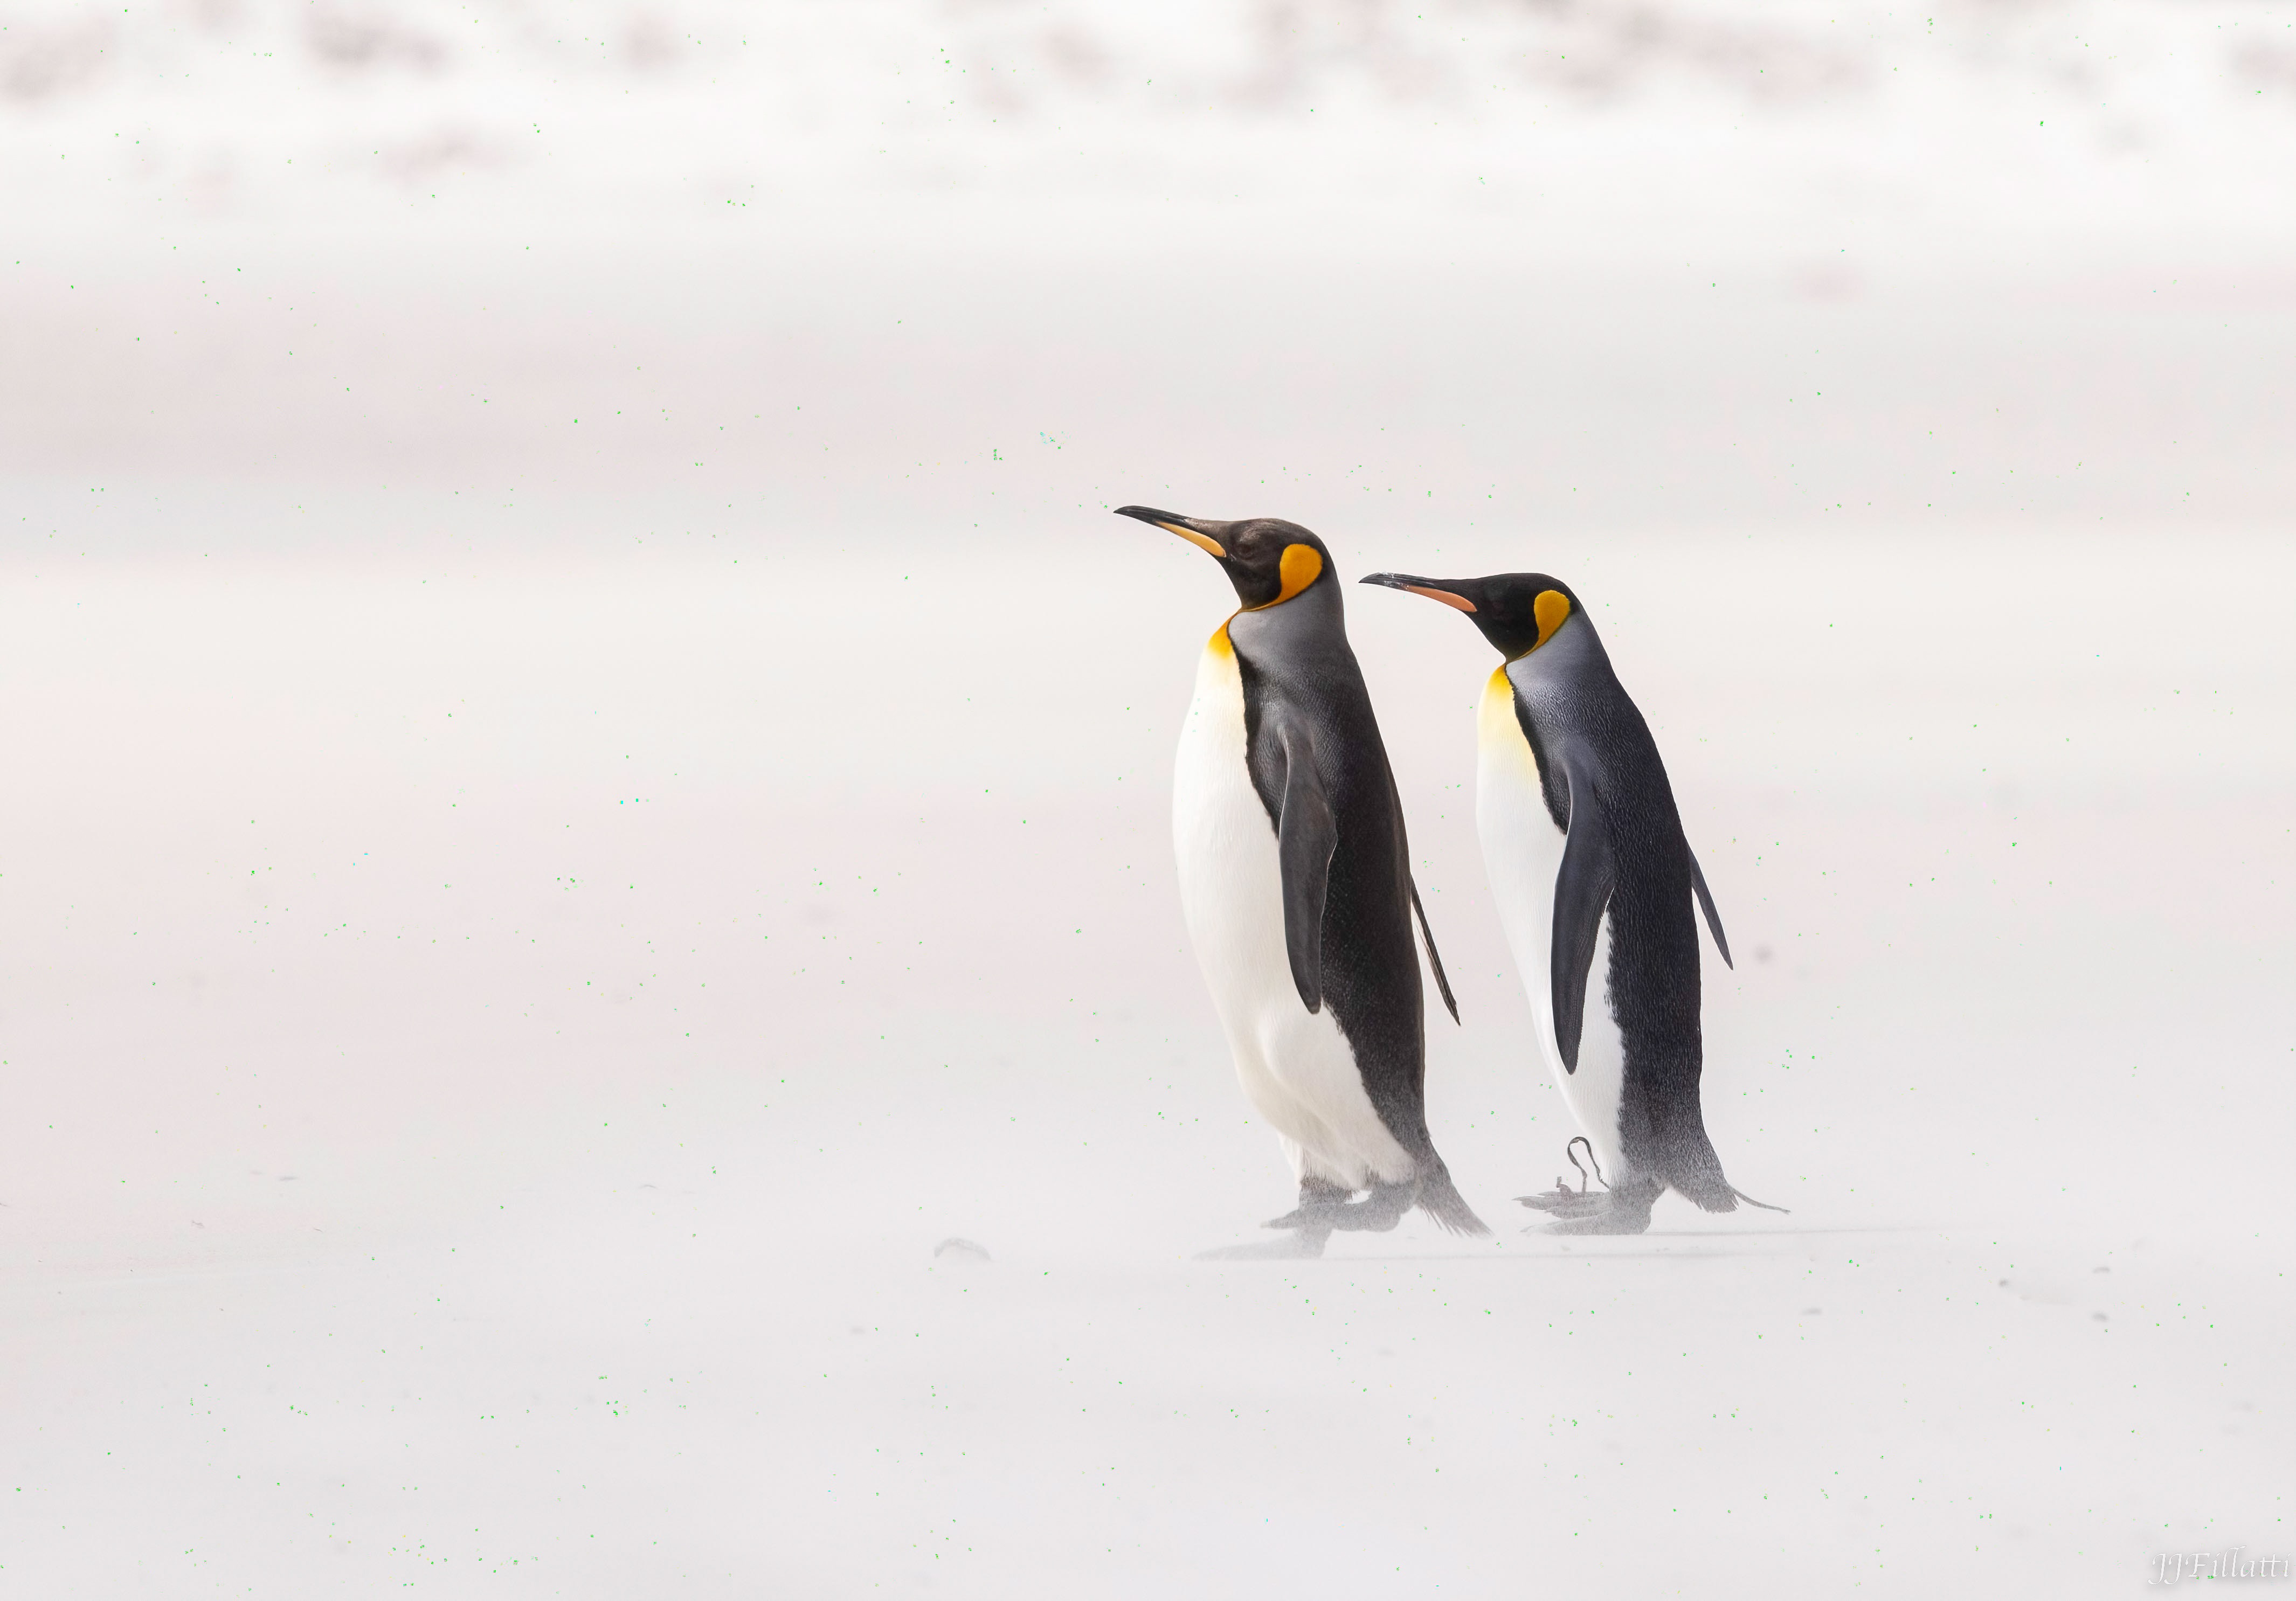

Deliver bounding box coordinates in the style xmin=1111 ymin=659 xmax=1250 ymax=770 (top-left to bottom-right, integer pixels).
xmin=1532 ymin=590 xmax=1571 ymax=650
xmin=1262 ymin=544 xmax=1324 ymax=607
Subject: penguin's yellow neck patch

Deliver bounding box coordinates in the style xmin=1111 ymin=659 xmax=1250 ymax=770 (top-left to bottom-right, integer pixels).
xmin=1206 ymin=621 xmax=1234 ymax=656
xmin=1532 ymin=590 xmax=1571 ymax=651
xmin=1249 ymin=544 xmax=1323 ymax=610
xmin=1478 ymin=664 xmax=1527 ymax=754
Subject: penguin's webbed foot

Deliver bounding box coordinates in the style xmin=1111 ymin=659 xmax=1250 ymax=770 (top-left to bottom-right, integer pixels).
xmin=1515 ymin=1184 xmax=1614 ymax=1221
xmin=1539 ymin=1209 xmax=1651 ymax=1237
xmin=1262 ymin=1179 xmax=1416 ymax=1235
xmin=1258 ymin=1175 xmax=1352 ymax=1231
xmin=1260 ymin=1205 xmax=1326 ymax=1229
xmin=1196 ymin=1229 xmax=1330 ymax=1261
xmin=1518 ymin=1179 xmax=1659 ymax=1236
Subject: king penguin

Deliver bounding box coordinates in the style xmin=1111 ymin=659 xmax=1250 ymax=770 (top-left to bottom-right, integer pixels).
xmin=1118 ymin=506 xmax=1488 ymax=1258
xmin=1360 ymin=570 xmax=1779 ymax=1235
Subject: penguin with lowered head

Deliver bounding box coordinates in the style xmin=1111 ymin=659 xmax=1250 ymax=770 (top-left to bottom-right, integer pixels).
xmin=1360 ymin=569 xmax=1780 ymax=1234
xmin=1119 ymin=507 xmax=1488 ymax=1258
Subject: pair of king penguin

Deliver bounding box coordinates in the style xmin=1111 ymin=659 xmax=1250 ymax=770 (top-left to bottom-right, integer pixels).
xmin=1116 ymin=505 xmax=1775 ymax=1256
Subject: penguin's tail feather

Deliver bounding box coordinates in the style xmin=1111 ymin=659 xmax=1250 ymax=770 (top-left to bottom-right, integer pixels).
xmin=1658 ymin=1136 xmax=1740 ymax=1214
xmin=1414 ymin=1161 xmax=1490 ymax=1237
xmin=1668 ymin=1168 xmax=1791 ymax=1216
xmin=1651 ymin=1097 xmax=1754 ymax=1214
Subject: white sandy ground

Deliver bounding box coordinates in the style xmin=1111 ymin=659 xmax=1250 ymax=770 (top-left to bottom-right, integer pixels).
xmin=2 ymin=503 xmax=2291 ymax=1596
xmin=5 ymin=2 xmax=2296 ymax=1593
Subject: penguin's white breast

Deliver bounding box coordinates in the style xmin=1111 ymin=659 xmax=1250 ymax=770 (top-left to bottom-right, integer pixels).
xmin=1475 ymin=667 xmax=1630 ymax=1180
xmin=1170 ymin=628 xmax=1413 ymax=1188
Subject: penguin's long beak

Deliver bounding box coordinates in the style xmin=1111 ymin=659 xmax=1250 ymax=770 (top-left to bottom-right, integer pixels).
xmin=1114 ymin=504 xmax=1226 ymax=558
xmin=1360 ymin=572 xmax=1477 ymax=613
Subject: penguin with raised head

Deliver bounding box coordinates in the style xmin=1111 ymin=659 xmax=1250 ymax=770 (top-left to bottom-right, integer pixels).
xmin=1359 ymin=570 xmax=1777 ymax=1235
xmin=1118 ymin=507 xmax=1488 ymax=1258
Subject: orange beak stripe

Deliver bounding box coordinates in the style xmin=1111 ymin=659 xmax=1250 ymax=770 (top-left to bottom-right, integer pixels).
xmin=1402 ymin=584 xmax=1476 ymax=613
xmin=1158 ymin=522 xmax=1226 ymax=558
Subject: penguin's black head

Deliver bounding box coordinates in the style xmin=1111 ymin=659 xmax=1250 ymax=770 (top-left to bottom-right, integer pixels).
xmin=1114 ymin=505 xmax=1333 ymax=611
xmin=1358 ymin=571 xmax=1584 ymax=660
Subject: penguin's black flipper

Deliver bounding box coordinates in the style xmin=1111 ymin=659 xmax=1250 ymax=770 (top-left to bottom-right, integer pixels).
xmin=1273 ymin=722 xmax=1337 ymax=1014
xmin=1689 ymin=850 xmax=1732 ymax=969
xmin=1551 ymin=759 xmax=1616 ymax=1073
xmin=1408 ymin=880 xmax=1460 ymax=1024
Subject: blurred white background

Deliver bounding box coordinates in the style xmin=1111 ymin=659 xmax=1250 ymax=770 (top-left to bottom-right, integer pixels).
xmin=3 ymin=3 xmax=2293 ymax=1596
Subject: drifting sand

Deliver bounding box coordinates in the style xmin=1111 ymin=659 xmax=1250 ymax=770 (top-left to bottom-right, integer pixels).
xmin=4 ymin=2 xmax=2294 ymax=1593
